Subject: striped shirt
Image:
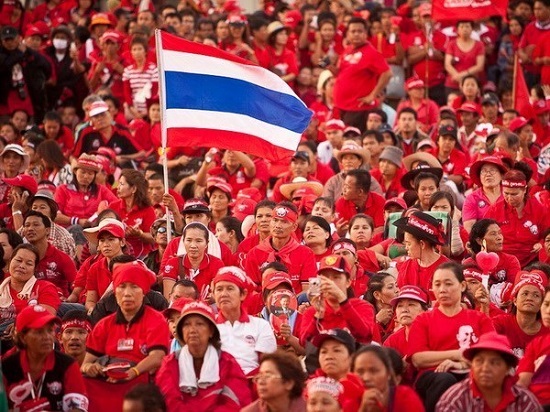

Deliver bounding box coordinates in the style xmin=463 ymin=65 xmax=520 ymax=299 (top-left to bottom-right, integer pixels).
xmin=436 ymin=377 xmax=542 ymax=412
xmin=122 ymin=61 xmax=159 ymax=114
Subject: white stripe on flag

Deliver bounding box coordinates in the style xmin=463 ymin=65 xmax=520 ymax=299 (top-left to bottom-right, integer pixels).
xmin=161 ymin=50 xmax=299 ymax=98
xmin=165 ymin=109 xmax=301 ymax=151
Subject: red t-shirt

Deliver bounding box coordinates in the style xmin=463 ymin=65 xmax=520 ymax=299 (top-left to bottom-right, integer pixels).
xmin=493 ymin=314 xmax=550 ymax=359
xmin=533 ymin=31 xmax=550 ymax=85
xmin=397 ymin=255 xmax=450 ymax=295
xmin=403 ymin=30 xmax=447 ymax=87
xmin=432 ymin=148 xmax=468 ymax=178
xmin=0 ymin=280 xmax=60 ymax=324
xmin=334 ymin=192 xmax=386 ymax=228
xmin=108 ymin=199 xmax=156 ymax=258
xmin=35 ymin=244 xmax=77 ymax=298
xmin=161 ymin=234 xmax=234 ymax=268
xmin=334 ymin=42 xmax=390 ymax=111
xmin=462 ymin=253 xmax=520 ymax=285
xmin=519 ymin=22 xmax=550 ymax=74
xmin=85 ymin=256 xmax=112 ymax=298
xmin=87 ymin=305 xmax=169 ymax=364
xmin=55 ymin=183 xmax=117 ymax=222
xmin=444 ymin=39 xmax=485 ymax=89
xmin=161 ymin=254 xmax=224 ymax=300
xmin=517 ymin=334 xmax=550 ymax=405
xmin=408 ymin=307 xmax=495 ymax=374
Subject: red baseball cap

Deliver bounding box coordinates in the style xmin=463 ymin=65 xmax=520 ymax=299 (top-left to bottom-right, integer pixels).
xmin=226 ymin=14 xmax=247 ymax=25
xmin=325 ymin=119 xmax=346 ymax=131
xmin=508 ymin=116 xmax=533 ymax=133
xmin=284 ymin=10 xmax=302 ymax=30
xmin=163 ymin=297 xmax=194 ymax=319
xmin=16 ymin=305 xmax=60 ymax=333
xmin=236 ymin=187 xmax=263 ymax=203
xmin=457 ymin=102 xmax=481 ymax=116
xmin=232 ymin=197 xmax=256 ymax=221
xmin=534 ymin=99 xmax=550 ymax=115
xmin=405 ymin=77 xmax=425 ymax=90
xmin=318 ymin=255 xmax=351 ymax=276
xmin=384 ymin=197 xmax=406 ymax=210
xmin=390 ymin=285 xmax=428 ymax=307
xmin=262 ymin=271 xmax=293 ymax=291
xmin=2 ymin=174 xmax=38 ymax=194
xmin=100 ymin=30 xmax=121 ymax=44
xmin=24 ymin=25 xmax=42 ymax=38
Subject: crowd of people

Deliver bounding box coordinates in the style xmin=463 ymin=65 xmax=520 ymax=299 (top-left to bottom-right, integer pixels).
xmin=1 ymin=0 xmax=550 ymax=411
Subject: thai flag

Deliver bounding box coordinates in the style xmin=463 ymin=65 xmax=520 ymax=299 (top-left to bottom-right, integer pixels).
xmin=156 ymin=30 xmax=312 ymax=161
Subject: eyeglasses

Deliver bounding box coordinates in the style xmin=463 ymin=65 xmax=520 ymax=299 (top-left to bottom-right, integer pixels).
xmin=252 ymin=373 xmax=283 ymax=383
xmin=156 ymin=227 xmax=175 ymax=234
xmin=480 ymin=168 xmax=499 ymax=176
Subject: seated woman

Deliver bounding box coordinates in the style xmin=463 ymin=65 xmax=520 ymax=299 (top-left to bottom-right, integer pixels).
xmin=303 ymin=215 xmax=332 ymax=264
xmin=352 ymin=345 xmax=425 ymax=412
xmin=408 ymin=262 xmax=494 ymax=412
xmin=348 ymin=214 xmax=390 ymax=271
xmin=155 ymin=300 xmax=253 ymax=411
xmin=0 ymin=244 xmax=60 ymax=336
xmin=429 ymin=191 xmax=466 ymax=259
xmin=3 ymin=305 xmax=88 ymax=411
xmin=242 ymin=350 xmax=307 ymax=412
xmin=517 ymin=285 xmax=550 ymax=407
xmin=394 ymin=211 xmax=449 ymax=294
xmin=462 ymin=265 xmax=505 ymax=317
xmin=492 ymin=271 xmax=549 ymax=360
xmin=437 ymin=332 xmax=542 ymax=411
xmin=363 ymin=272 xmax=399 ymax=342
xmin=81 ymin=261 xmax=169 ymax=412
xmin=300 ymin=255 xmax=380 ymax=346
xmin=162 ymin=222 xmax=225 ymax=301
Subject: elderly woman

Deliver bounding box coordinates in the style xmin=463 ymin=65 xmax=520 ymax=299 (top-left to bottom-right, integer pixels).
xmin=161 ymin=222 xmax=224 ymax=301
xmin=484 ymin=169 xmax=550 ymax=267
xmin=81 ymin=261 xmax=169 ymax=411
xmin=492 ymin=271 xmax=548 ymax=360
xmin=212 ymin=266 xmax=277 ymax=376
xmin=437 ymin=332 xmax=542 ymax=411
xmin=300 ymin=255 xmax=380 ymax=346
xmin=109 ymin=169 xmax=156 ymax=258
xmin=462 ymin=156 xmax=507 ymax=232
xmin=464 ymin=219 xmax=521 ymax=286
xmin=353 ymin=345 xmax=425 ymax=411
xmin=55 ymin=154 xmax=117 ymax=228
xmin=242 ymin=350 xmax=307 ymax=411
xmin=409 ymin=262 xmax=495 ymax=412
xmin=394 ymin=211 xmax=449 ymax=293
xmin=517 ymin=285 xmax=550 ymax=407
xmin=156 ymin=300 xmax=252 ymax=410
xmin=3 ymin=305 xmax=88 ymax=411
xmin=0 ymin=244 xmax=60 ymax=334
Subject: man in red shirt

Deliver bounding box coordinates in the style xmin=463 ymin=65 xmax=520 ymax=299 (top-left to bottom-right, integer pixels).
xmin=333 ymin=17 xmax=392 ymax=132
xmin=432 ymin=124 xmax=467 ymax=188
xmin=519 ymin=0 xmax=550 ymax=87
xmin=335 ymin=168 xmax=385 ymax=234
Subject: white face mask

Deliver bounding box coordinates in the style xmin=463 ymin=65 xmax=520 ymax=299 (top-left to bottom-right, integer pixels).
xmin=53 ymin=38 xmax=68 ymax=50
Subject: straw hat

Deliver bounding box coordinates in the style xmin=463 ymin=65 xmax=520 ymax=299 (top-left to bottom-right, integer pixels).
xmin=280 ymin=177 xmax=323 ymax=200
xmin=335 ymin=143 xmax=370 ymax=165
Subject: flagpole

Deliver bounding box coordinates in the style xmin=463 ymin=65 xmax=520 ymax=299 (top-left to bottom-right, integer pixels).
xmin=155 ymin=29 xmax=172 ymax=243
xmin=512 ymin=52 xmax=518 ymax=107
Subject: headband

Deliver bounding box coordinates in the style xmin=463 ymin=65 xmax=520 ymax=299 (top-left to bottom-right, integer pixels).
xmin=463 ymin=268 xmax=483 ymax=282
xmin=272 ymin=206 xmax=298 ymax=223
xmin=61 ymin=319 xmax=92 ymax=334
xmin=332 ymin=241 xmax=357 ymax=255
xmin=501 ymin=180 xmax=526 ymax=188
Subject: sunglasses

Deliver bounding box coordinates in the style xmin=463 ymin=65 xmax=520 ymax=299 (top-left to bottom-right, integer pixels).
xmin=156 ymin=226 xmax=175 ymax=234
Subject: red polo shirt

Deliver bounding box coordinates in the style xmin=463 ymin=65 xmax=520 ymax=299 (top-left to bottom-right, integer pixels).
xmin=85 ymin=256 xmax=113 ymax=298
xmin=55 ymin=183 xmax=118 ymax=222
xmin=493 ymin=314 xmax=550 ymax=359
xmin=1 ymin=281 xmax=60 ymax=324
xmin=108 ymin=199 xmax=156 ymax=258
xmin=87 ymin=305 xmax=169 ymax=364
xmin=335 ymin=192 xmax=386 ymax=228
xmin=517 ymin=334 xmax=550 ymax=405
xmin=432 ymin=148 xmax=468 ymax=178
xmin=35 ymin=243 xmax=77 ymax=298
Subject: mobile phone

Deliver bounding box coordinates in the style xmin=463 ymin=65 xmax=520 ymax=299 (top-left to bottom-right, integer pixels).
xmin=308 ymin=277 xmax=321 ymax=297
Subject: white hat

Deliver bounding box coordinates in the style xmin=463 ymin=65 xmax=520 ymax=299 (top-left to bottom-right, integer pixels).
xmin=0 ymin=144 xmax=30 ymax=173
xmin=88 ymin=101 xmax=109 ymax=117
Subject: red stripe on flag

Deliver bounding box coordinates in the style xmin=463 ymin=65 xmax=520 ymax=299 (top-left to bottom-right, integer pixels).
xmin=166 ymin=128 xmax=296 ymax=162
xmin=514 ymin=56 xmax=537 ymax=120
xmin=431 ymin=0 xmax=507 ymax=22
xmin=160 ymin=30 xmax=257 ymax=67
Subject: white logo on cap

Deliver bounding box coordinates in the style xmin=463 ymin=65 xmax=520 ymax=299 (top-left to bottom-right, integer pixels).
xmin=275 ymin=207 xmax=288 ymax=218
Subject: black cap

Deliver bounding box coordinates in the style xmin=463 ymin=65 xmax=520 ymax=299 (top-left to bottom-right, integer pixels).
xmin=481 ymin=92 xmax=499 ymax=106
xmin=182 ymin=198 xmax=211 ymax=215
xmin=312 ymin=328 xmax=356 ymax=354
xmin=1 ymin=26 xmax=19 ymax=40
xmin=438 ymin=124 xmax=457 ymax=139
xmin=292 ymin=151 xmax=310 ymax=163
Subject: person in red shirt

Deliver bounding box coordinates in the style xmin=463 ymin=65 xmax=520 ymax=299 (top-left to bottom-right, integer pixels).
xmin=261 ymin=21 xmax=298 ymax=88
xmin=40 ymin=111 xmax=74 ymax=157
xmin=461 ymin=265 xmax=506 ymax=317
xmin=519 ymin=0 xmax=550 ymax=86
xmin=432 ymin=124 xmax=468 ymax=188
xmin=300 ymin=255 xmax=380 ymax=346
xmin=333 ymin=17 xmax=392 ymax=132
xmin=370 ymin=145 xmax=405 ymax=199
xmin=493 ymin=271 xmax=549 ymax=359
xmin=244 ymin=202 xmax=316 ymax=293
xmin=408 ymin=261 xmax=495 ymax=412
xmin=335 ymin=169 xmax=386 ymax=234
xmin=396 ymin=77 xmax=439 ymax=134
xmin=23 ymin=211 xmax=77 ymax=299
xmin=161 ymin=222 xmax=224 ymax=301
xmin=394 ymin=211 xmax=449 ymax=294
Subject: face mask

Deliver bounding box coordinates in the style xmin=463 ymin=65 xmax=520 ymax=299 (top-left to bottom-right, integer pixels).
xmin=53 ymin=38 xmax=68 ymax=49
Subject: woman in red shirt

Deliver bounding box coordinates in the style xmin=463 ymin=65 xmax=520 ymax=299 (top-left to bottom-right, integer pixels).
xmin=309 ymin=70 xmax=337 ymax=143
xmin=219 ymin=14 xmax=258 ymax=63
xmin=363 ymin=272 xmax=399 ymax=342
xmin=444 ymin=21 xmax=486 ymax=91
xmin=263 ymin=21 xmax=298 ymax=88
xmin=303 ymin=215 xmax=332 ymax=264
xmin=408 ymin=261 xmax=495 ymax=412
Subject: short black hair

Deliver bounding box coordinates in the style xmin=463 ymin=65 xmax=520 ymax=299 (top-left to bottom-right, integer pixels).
xmin=398 ymin=107 xmax=418 ymax=120
xmin=124 ymin=383 xmax=166 ymax=412
xmin=347 ymin=169 xmax=371 ymax=193
xmin=173 ymin=279 xmax=199 ymax=299
xmin=255 ymin=200 xmax=276 ymax=215
xmin=24 ymin=211 xmax=51 ymax=228
xmin=347 ymin=16 xmax=368 ymax=30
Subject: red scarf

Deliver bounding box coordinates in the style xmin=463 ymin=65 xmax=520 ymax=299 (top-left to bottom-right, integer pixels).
xmin=255 ymin=236 xmax=301 ymax=270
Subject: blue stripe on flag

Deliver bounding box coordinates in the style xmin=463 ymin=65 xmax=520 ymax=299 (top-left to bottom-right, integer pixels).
xmin=164 ymin=71 xmax=310 ymax=134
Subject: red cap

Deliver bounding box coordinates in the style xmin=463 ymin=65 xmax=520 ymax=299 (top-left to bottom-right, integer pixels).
xmin=24 ymin=25 xmax=42 ymax=38
xmin=318 ymin=255 xmax=351 ymax=275
xmin=16 ymin=305 xmax=60 ymax=333
xmin=90 ymin=13 xmax=113 ymax=28
xmin=236 ymin=187 xmax=263 ymax=203
xmin=226 ymin=14 xmax=247 ymax=25
xmin=213 ymin=266 xmax=249 ymax=290
xmin=74 ymin=153 xmax=102 ymax=172
xmin=88 ymin=101 xmax=109 ymax=117
xmin=285 ymin=10 xmax=303 ymax=30
xmin=262 ymin=271 xmax=293 ymax=290
xmin=405 ymin=77 xmax=425 ymax=90
xmin=2 ymin=174 xmax=38 ymax=194
xmin=508 ymin=116 xmax=533 ymax=133
xmin=232 ymin=197 xmax=256 ymax=221
xmin=469 ymin=155 xmax=507 ymax=187
xmin=113 ymin=261 xmax=155 ymax=294
xmin=207 ymin=178 xmax=233 ymax=198
xmin=325 ymin=119 xmax=345 ymax=131
xmin=534 ymin=99 xmax=550 ymax=115
xmin=163 ymin=297 xmax=194 ymax=318
xmin=457 ymin=102 xmax=481 ymax=116
xmin=384 ymin=197 xmax=407 ymax=210
xmin=390 ymin=285 xmax=428 ymax=306
xmin=98 ymin=223 xmax=125 ymax=239
xmin=463 ymin=332 xmax=518 ymax=366
xmin=100 ymin=30 xmax=121 ymax=44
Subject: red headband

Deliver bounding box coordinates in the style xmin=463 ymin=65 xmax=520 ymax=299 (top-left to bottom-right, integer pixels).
xmin=272 ymin=206 xmax=298 ymax=223
xmin=463 ymin=268 xmax=483 ymax=282
xmin=61 ymin=319 xmax=92 ymax=334
xmin=501 ymin=180 xmax=526 ymax=188
xmin=332 ymin=241 xmax=357 ymax=255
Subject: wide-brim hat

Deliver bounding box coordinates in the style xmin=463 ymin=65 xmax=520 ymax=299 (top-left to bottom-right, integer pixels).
xmin=267 ymin=21 xmax=289 ymax=38
xmin=403 ymin=152 xmax=440 ymax=171
xmin=462 ymin=332 xmax=518 ymax=366
xmin=176 ymin=301 xmax=220 ymax=344
xmin=400 ymin=163 xmax=443 ymax=190
xmin=469 ymin=155 xmax=508 ymax=187
xmin=83 ymin=218 xmax=125 ymax=244
xmin=393 ymin=211 xmax=445 ymax=245
xmin=280 ymin=177 xmax=323 ymax=200
xmin=1 ymin=144 xmax=30 ymax=173
xmin=335 ymin=143 xmax=370 ymax=165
